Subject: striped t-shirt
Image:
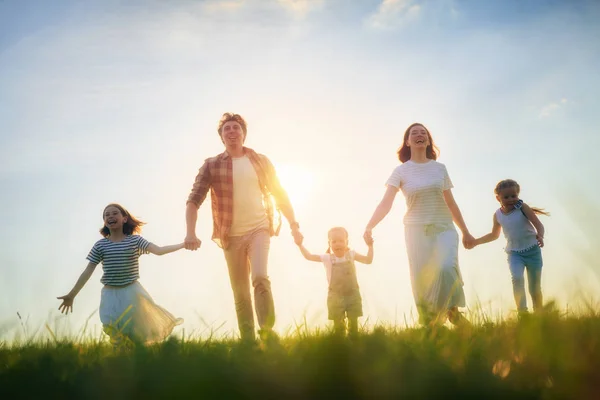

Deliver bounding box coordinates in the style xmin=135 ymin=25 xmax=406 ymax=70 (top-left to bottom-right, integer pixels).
xmin=386 ymin=160 xmax=454 ymax=225
xmin=86 ymin=235 xmax=151 ymax=286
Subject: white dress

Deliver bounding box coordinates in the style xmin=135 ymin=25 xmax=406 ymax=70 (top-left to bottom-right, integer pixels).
xmin=99 ymin=281 xmax=183 ymax=345
xmin=386 ymin=160 xmax=466 ymax=319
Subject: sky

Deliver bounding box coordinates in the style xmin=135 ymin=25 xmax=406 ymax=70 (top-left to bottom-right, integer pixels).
xmin=1 ymin=0 xmax=599 ymax=340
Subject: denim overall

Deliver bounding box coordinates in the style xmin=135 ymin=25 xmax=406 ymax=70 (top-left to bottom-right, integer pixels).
xmin=327 ymin=252 xmax=363 ymax=320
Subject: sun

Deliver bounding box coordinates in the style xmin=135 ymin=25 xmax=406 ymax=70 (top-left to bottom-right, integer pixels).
xmin=275 ymin=164 xmax=315 ymax=208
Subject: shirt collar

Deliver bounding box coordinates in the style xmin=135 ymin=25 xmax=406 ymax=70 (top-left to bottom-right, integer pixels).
xmin=220 ymin=146 xmax=252 ymax=160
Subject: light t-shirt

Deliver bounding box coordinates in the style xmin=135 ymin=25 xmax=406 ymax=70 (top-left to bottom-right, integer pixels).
xmin=496 ymin=200 xmax=539 ymax=252
xmin=319 ymin=250 xmax=356 ymax=285
xmin=230 ymin=155 xmax=269 ymax=236
xmin=386 ymin=160 xmax=454 ymax=226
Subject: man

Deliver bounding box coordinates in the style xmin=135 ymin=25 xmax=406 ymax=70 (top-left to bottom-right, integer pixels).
xmin=185 ymin=112 xmax=303 ymax=342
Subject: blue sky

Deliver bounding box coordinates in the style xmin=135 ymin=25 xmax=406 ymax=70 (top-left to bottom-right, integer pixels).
xmin=1 ymin=0 xmax=599 ymax=340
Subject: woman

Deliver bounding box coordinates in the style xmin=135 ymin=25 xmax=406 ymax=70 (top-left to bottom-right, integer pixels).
xmin=364 ymin=123 xmax=474 ymax=325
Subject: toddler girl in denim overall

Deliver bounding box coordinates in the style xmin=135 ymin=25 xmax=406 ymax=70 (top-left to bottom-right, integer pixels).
xmin=472 ymin=179 xmax=549 ymax=316
xmin=295 ymin=227 xmax=374 ymax=335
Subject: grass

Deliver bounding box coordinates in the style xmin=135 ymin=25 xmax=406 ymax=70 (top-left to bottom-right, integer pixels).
xmin=2 ymin=304 xmax=600 ymax=399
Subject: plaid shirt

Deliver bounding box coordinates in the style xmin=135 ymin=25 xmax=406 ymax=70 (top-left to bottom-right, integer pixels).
xmin=187 ymin=147 xmax=291 ymax=249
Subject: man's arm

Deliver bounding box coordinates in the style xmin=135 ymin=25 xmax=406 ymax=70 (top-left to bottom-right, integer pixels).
xmin=185 ymin=161 xmax=211 ymax=250
xmin=261 ymin=156 xmax=302 ymax=241
xmin=262 ymin=156 xmax=297 ymax=224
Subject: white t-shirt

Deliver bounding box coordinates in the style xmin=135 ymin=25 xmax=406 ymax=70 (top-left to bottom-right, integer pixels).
xmin=386 ymin=160 xmax=454 ymax=226
xmin=319 ymin=250 xmax=356 ymax=285
xmin=230 ymin=155 xmax=269 ymax=236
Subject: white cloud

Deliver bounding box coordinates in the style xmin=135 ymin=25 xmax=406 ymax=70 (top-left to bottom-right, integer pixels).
xmin=366 ymin=0 xmax=421 ymax=30
xmin=200 ymin=0 xmax=323 ymax=18
xmin=277 ymin=0 xmax=324 ymax=18
xmin=203 ymin=0 xmax=246 ymax=13
xmin=539 ymin=98 xmax=568 ymax=118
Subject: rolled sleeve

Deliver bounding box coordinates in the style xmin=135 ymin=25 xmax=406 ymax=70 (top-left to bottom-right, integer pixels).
xmin=187 ymin=161 xmax=212 ymax=208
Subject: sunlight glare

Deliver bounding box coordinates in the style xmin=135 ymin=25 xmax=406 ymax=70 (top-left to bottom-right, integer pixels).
xmin=275 ymin=164 xmax=315 ymax=207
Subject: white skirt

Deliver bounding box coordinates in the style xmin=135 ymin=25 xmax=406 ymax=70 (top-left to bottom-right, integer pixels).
xmin=99 ymin=281 xmax=183 ymax=344
xmin=404 ymin=223 xmax=466 ymax=316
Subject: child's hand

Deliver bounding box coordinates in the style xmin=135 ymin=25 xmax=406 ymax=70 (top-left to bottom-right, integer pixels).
xmin=294 ymin=234 xmax=303 ymax=246
xmin=365 ymin=236 xmax=374 ymax=246
xmin=537 ymin=235 xmax=544 ymax=248
xmin=57 ymin=294 xmax=74 ymax=314
xmin=462 ymin=233 xmax=476 ymax=249
xmin=466 ymin=237 xmax=478 ymax=250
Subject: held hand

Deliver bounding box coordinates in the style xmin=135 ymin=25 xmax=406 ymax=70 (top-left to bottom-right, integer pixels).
xmin=462 ymin=232 xmax=476 ymax=250
xmin=184 ymin=234 xmax=202 ymax=251
xmin=537 ymin=235 xmax=544 ymax=248
xmin=291 ymin=227 xmax=304 ymax=246
xmin=363 ymin=229 xmax=373 ymax=245
xmin=57 ymin=294 xmax=74 ymax=314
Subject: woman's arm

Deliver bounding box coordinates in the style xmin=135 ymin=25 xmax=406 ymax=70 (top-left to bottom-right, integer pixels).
xmin=364 ymin=186 xmax=398 ymax=241
xmin=443 ymin=189 xmax=475 ymax=248
xmin=147 ymin=243 xmax=185 ymax=256
xmin=443 ymin=189 xmax=469 ymax=234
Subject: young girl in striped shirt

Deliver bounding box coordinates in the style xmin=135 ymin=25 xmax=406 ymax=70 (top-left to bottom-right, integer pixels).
xmin=58 ymin=203 xmax=184 ymax=346
xmin=471 ymin=179 xmax=550 ymax=315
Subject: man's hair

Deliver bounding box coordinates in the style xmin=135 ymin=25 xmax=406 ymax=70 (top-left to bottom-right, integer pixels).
xmin=217 ymin=113 xmax=247 ymax=137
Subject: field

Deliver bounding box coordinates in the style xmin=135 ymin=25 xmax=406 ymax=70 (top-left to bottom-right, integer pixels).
xmin=2 ymin=304 xmax=600 ymax=399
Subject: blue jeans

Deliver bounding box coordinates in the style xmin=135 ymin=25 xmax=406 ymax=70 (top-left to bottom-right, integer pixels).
xmin=507 ymin=246 xmax=543 ymax=312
